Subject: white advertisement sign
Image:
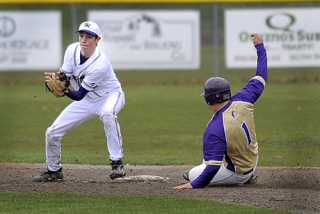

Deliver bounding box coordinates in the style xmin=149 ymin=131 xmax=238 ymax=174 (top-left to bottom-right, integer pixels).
xmin=225 ymin=8 xmax=320 ymax=68
xmin=0 ymin=11 xmax=61 ymax=71
xmin=88 ymin=10 xmax=200 ymax=70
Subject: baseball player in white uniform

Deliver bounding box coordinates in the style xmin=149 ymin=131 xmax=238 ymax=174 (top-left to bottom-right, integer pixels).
xmin=33 ymin=21 xmax=126 ymax=182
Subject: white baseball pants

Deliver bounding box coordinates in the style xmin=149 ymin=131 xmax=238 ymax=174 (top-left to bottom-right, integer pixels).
xmin=45 ymin=92 xmax=125 ymax=171
xmin=188 ymin=157 xmax=258 ymax=186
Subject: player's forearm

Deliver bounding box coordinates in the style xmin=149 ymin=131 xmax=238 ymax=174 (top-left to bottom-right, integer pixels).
xmin=190 ymin=165 xmax=220 ymax=188
xmin=65 ymin=86 xmax=89 ymax=101
xmin=255 ymin=43 xmax=268 ymax=82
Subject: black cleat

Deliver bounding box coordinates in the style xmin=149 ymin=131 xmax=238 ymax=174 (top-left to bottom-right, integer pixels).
xmin=109 ymin=160 xmax=125 ymax=180
xmin=32 ymin=168 xmax=63 ymax=182
xmin=182 ymin=171 xmax=190 ymax=181
xmin=244 ymin=175 xmax=257 ymax=185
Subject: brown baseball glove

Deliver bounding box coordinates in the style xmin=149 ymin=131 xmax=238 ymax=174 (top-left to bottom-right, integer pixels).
xmin=45 ymin=71 xmax=70 ymax=98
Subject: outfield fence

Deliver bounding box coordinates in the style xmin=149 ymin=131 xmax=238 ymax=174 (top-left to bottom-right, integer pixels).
xmin=0 ymin=0 xmax=319 ymax=78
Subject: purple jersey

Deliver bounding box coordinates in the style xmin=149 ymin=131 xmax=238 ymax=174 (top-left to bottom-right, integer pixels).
xmin=191 ymin=43 xmax=267 ymax=188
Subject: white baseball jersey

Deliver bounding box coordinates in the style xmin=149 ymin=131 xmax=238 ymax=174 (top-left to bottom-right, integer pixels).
xmin=45 ymin=42 xmax=125 ymax=172
xmin=60 ymin=42 xmax=123 ymax=99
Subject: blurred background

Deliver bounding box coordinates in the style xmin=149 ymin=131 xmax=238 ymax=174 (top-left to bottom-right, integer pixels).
xmin=1 ymin=1 xmax=320 ymax=83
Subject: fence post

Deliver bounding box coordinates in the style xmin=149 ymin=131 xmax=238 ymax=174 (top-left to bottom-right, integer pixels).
xmin=70 ymin=3 xmax=78 ymax=42
xmin=213 ymin=4 xmax=219 ymax=77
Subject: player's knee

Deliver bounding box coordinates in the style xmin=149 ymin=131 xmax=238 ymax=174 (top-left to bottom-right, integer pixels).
xmin=101 ymin=110 xmax=116 ymax=121
xmin=45 ymin=127 xmax=53 ymax=140
xmin=100 ymin=111 xmax=117 ymax=129
xmin=45 ymin=126 xmax=62 ymax=142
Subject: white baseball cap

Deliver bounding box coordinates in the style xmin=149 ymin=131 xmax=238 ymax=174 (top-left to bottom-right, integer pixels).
xmin=76 ymin=21 xmax=101 ymax=37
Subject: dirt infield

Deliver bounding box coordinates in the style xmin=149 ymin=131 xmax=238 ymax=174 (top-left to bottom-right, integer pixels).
xmin=0 ymin=163 xmax=319 ymax=214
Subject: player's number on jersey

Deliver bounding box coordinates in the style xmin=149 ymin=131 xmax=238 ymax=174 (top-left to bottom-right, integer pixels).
xmin=241 ymin=122 xmax=252 ymax=147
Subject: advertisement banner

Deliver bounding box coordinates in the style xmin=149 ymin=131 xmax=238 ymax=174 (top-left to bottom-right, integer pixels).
xmin=88 ymin=10 xmax=200 ymax=70
xmin=225 ymin=8 xmax=320 ymax=68
xmin=0 ymin=11 xmax=61 ymax=71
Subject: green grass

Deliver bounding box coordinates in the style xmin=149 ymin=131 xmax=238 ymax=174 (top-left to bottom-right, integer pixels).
xmin=0 ymin=73 xmax=320 ymax=166
xmin=0 ymin=72 xmax=318 ymax=214
xmin=253 ymin=82 xmax=320 ymax=166
xmin=0 ymin=193 xmax=290 ymax=214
